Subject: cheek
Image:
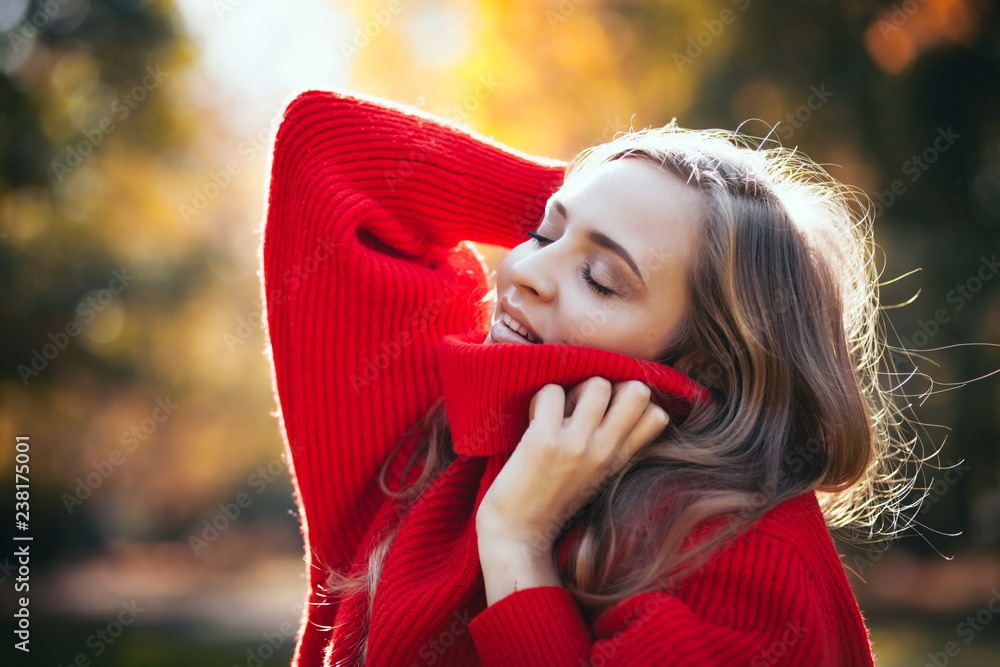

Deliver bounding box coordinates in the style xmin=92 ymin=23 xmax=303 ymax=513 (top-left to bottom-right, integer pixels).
xmin=561 ymin=300 xmax=615 ymax=343
xmin=578 ymin=301 xmax=638 ymax=345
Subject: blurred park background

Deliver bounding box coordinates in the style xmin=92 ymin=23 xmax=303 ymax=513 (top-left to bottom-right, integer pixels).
xmin=1 ymin=0 xmax=999 ymax=664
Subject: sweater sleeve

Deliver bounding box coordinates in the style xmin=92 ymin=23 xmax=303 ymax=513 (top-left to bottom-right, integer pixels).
xmin=468 ymin=534 xmax=869 ymax=666
xmin=261 ymin=89 xmax=566 ymax=661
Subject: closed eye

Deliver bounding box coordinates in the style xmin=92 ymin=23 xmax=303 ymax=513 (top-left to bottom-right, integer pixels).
xmin=523 ymin=230 xmax=616 ymax=297
xmin=525 ymin=230 xmax=552 ymax=244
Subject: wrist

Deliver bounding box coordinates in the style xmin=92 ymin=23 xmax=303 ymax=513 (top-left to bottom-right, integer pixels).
xmin=476 ymin=512 xmax=555 ymax=559
xmin=478 ymin=531 xmax=553 ymax=567
xmin=477 ymin=532 xmax=563 ymax=607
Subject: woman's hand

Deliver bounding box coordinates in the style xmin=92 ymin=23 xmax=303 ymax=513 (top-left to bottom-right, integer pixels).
xmin=476 ymin=377 xmax=670 ymax=556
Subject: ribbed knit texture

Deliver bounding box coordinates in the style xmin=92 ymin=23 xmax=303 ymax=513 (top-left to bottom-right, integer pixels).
xmin=261 ymin=88 xmax=877 ymax=666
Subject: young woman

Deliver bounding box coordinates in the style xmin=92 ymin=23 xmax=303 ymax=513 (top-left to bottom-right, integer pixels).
xmin=261 ymin=87 xmax=902 ymax=666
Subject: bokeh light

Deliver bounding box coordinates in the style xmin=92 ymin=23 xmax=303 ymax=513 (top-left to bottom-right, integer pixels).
xmin=2 ymin=0 xmax=999 ymax=664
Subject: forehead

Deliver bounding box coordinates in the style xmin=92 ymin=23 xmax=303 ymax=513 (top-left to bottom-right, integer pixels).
xmin=552 ymin=158 xmax=704 ymax=281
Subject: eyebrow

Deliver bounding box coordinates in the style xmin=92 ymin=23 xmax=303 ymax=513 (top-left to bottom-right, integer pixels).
xmin=550 ymin=199 xmax=646 ymax=288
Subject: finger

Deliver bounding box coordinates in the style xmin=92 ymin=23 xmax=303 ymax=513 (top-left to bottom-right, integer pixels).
xmin=528 ymin=384 xmax=566 ymax=430
xmin=607 ymin=380 xmax=632 ymax=400
xmin=564 ymin=382 xmax=583 ymax=419
xmin=566 ymin=377 xmax=629 ymax=412
xmin=610 ymin=380 xmax=630 ymax=393
xmin=565 ymin=376 xmax=613 ymax=437
xmin=565 ymin=378 xmax=607 ymax=419
xmin=592 ymin=381 xmax=653 ymax=453
xmin=616 ymin=403 xmax=670 ymax=465
xmin=566 ymin=379 xmax=635 ymax=421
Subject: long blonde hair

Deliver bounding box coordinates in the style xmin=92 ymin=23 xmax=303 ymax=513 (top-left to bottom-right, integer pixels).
xmin=323 ymin=123 xmax=919 ymax=663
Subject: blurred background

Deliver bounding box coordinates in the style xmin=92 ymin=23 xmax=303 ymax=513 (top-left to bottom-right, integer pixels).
xmin=1 ymin=0 xmax=999 ymax=664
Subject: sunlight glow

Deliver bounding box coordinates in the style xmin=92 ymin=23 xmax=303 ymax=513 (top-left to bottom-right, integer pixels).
xmin=174 ymin=0 xmax=354 ymax=133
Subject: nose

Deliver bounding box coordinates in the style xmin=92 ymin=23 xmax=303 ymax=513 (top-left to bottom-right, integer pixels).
xmin=509 ymin=245 xmax=556 ymax=300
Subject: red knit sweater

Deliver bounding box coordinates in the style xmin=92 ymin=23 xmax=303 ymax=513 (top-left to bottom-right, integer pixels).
xmin=261 ymin=88 xmax=877 ymax=666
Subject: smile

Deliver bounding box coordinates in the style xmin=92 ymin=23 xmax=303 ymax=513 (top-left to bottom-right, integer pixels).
xmin=502 ymin=311 xmax=541 ymax=343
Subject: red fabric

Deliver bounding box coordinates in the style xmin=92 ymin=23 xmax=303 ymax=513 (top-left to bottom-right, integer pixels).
xmin=261 ymin=88 xmax=877 ymax=666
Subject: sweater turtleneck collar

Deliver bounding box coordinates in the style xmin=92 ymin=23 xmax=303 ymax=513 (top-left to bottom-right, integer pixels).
xmin=433 ymin=329 xmax=713 ymax=457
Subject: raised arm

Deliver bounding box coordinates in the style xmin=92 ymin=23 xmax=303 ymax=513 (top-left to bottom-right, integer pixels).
xmin=260 ymin=88 xmax=565 ymax=661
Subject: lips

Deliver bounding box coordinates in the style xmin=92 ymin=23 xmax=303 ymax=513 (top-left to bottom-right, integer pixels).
xmin=487 ymin=298 xmax=542 ymax=345
xmin=500 ymin=296 xmax=542 ymax=343
xmin=488 ymin=318 xmax=539 ymax=345
xmin=501 ymin=311 xmax=540 ymax=342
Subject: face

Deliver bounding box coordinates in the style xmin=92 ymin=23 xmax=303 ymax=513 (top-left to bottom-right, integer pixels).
xmin=484 ymin=157 xmax=704 ymax=360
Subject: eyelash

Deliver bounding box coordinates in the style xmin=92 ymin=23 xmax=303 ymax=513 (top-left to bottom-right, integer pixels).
xmin=524 ymin=230 xmax=615 ymax=297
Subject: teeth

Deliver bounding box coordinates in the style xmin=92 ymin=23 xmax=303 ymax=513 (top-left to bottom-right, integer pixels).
xmin=502 ymin=312 xmax=539 ymax=343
